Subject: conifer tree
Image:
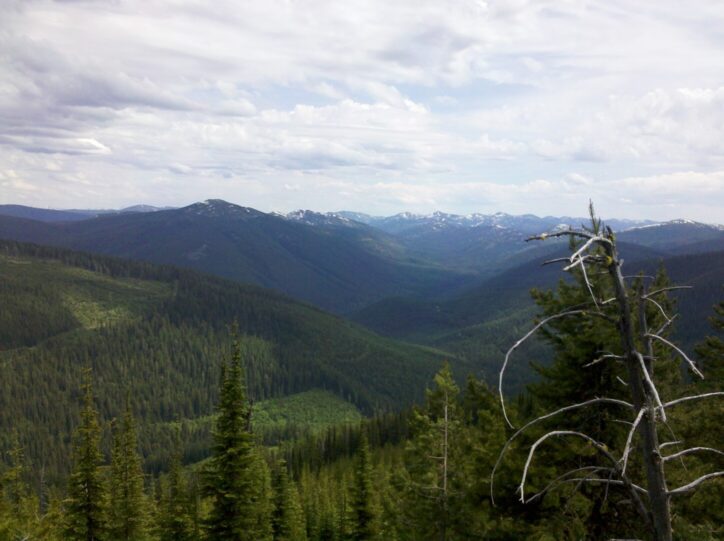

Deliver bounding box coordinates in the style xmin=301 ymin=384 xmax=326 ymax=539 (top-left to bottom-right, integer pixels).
xmin=108 ymin=396 xmax=148 ymax=540
xmin=204 ymin=335 xmax=266 ymax=540
xmin=64 ymin=370 xmax=107 ymax=540
xmin=346 ymin=432 xmax=379 ymax=541
xmin=399 ymin=363 xmax=461 ymax=541
xmin=272 ymin=460 xmax=307 ymax=541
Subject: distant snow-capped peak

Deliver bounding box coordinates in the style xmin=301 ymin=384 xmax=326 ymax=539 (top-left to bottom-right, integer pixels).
xmin=185 ymin=199 xmax=262 ymax=218
xmin=285 ymin=209 xmax=352 ymax=226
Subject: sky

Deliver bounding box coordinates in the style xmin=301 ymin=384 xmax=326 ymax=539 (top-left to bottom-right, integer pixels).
xmin=1 ymin=0 xmax=723 ymax=221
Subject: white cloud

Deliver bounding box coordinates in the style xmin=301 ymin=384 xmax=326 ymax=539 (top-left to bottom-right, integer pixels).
xmin=0 ymin=0 xmax=723 ymax=221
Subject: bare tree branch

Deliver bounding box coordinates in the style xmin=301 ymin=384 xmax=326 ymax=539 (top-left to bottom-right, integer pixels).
xmin=499 ymin=309 xmax=587 ymax=428
xmin=659 ymin=441 xmax=682 ymax=450
xmin=570 ymin=235 xmax=610 ymax=261
xmin=643 ymin=286 xmax=693 ymax=298
xmin=527 ymin=229 xmax=596 ymax=242
xmin=519 ymin=430 xmax=620 ymax=503
xmin=646 ymin=333 xmax=704 ymax=379
xmin=578 ymin=256 xmax=600 ymax=309
xmin=663 ymin=447 xmax=724 ymax=462
xmin=664 ymin=392 xmax=724 ymax=408
xmin=635 ymin=352 xmax=666 ymax=421
xmin=490 ymin=397 xmax=633 ymax=505
xmin=542 ymin=256 xmax=571 ymax=266
xmin=527 ymin=466 xmax=612 ymax=503
xmin=644 ymin=296 xmax=672 ymax=325
xmin=668 ymin=472 xmax=724 ymax=496
xmin=621 ymin=408 xmax=646 ymax=475
xmin=654 ymin=314 xmax=678 ymax=337
xmin=533 ymin=477 xmax=647 ymax=498
xmin=584 ymin=353 xmax=623 ymax=368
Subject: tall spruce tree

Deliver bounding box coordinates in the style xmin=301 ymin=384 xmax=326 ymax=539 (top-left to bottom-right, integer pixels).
xmin=204 ymin=335 xmax=265 ymax=540
xmin=347 ymin=432 xmax=379 ymax=541
xmin=64 ymin=370 xmax=107 ymax=540
xmin=108 ymin=396 xmax=148 ymax=540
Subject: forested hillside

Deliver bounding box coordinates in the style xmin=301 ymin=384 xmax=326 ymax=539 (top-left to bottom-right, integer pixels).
xmin=0 ymin=240 xmax=465 ymax=480
xmin=353 ymin=244 xmax=724 ymax=383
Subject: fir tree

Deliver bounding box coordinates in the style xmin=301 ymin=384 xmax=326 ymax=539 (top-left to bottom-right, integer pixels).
xmin=64 ymin=370 xmax=107 ymax=540
xmin=347 ymin=432 xmax=379 ymax=541
xmin=108 ymin=396 xmax=148 ymax=540
xmin=204 ymin=335 xmax=265 ymax=540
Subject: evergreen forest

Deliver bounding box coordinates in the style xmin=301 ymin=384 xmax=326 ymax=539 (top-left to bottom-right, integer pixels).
xmin=0 ymin=214 xmax=722 ymax=540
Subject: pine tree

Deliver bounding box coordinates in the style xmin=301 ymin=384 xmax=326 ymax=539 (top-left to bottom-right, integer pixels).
xmin=204 ymin=335 xmax=266 ymax=540
xmin=347 ymin=432 xmax=379 ymax=541
xmin=64 ymin=370 xmax=107 ymax=540
xmin=108 ymin=396 xmax=148 ymax=540
xmin=272 ymin=460 xmax=307 ymax=541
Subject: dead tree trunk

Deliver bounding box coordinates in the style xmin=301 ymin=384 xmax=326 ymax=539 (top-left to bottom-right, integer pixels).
xmin=604 ymin=239 xmax=672 ymax=541
xmin=491 ymin=205 xmax=722 ymax=541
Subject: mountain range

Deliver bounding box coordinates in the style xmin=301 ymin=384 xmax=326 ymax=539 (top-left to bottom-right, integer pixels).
xmin=1 ymin=200 xmax=722 ymax=315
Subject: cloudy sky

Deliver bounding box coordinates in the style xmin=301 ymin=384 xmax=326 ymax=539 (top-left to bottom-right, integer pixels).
xmin=1 ymin=0 xmax=723 ymax=221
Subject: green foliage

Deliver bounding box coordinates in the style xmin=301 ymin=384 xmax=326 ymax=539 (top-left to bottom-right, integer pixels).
xmin=203 ymin=338 xmax=272 ymax=540
xmin=109 ymin=397 xmax=149 ymax=540
xmin=156 ymin=449 xmax=198 ymax=541
xmin=63 ymin=371 xmax=108 ymax=540
xmin=346 ymin=433 xmax=380 ymax=541
xmin=0 ymin=241 xmax=463 ymax=480
xmin=272 ymin=461 xmax=307 ymax=541
xmin=398 ymin=363 xmax=461 ymax=540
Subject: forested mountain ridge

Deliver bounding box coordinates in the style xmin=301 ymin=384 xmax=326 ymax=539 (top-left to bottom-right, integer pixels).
xmin=1 ymin=201 xmax=722 ymax=315
xmin=0 ymin=240 xmax=466 ymax=479
xmin=0 ymin=201 xmax=475 ymax=313
xmin=352 ymin=244 xmax=724 ymax=383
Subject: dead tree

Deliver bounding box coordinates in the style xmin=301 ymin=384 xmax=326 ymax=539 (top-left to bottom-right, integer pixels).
xmin=491 ymin=206 xmax=723 ymax=541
